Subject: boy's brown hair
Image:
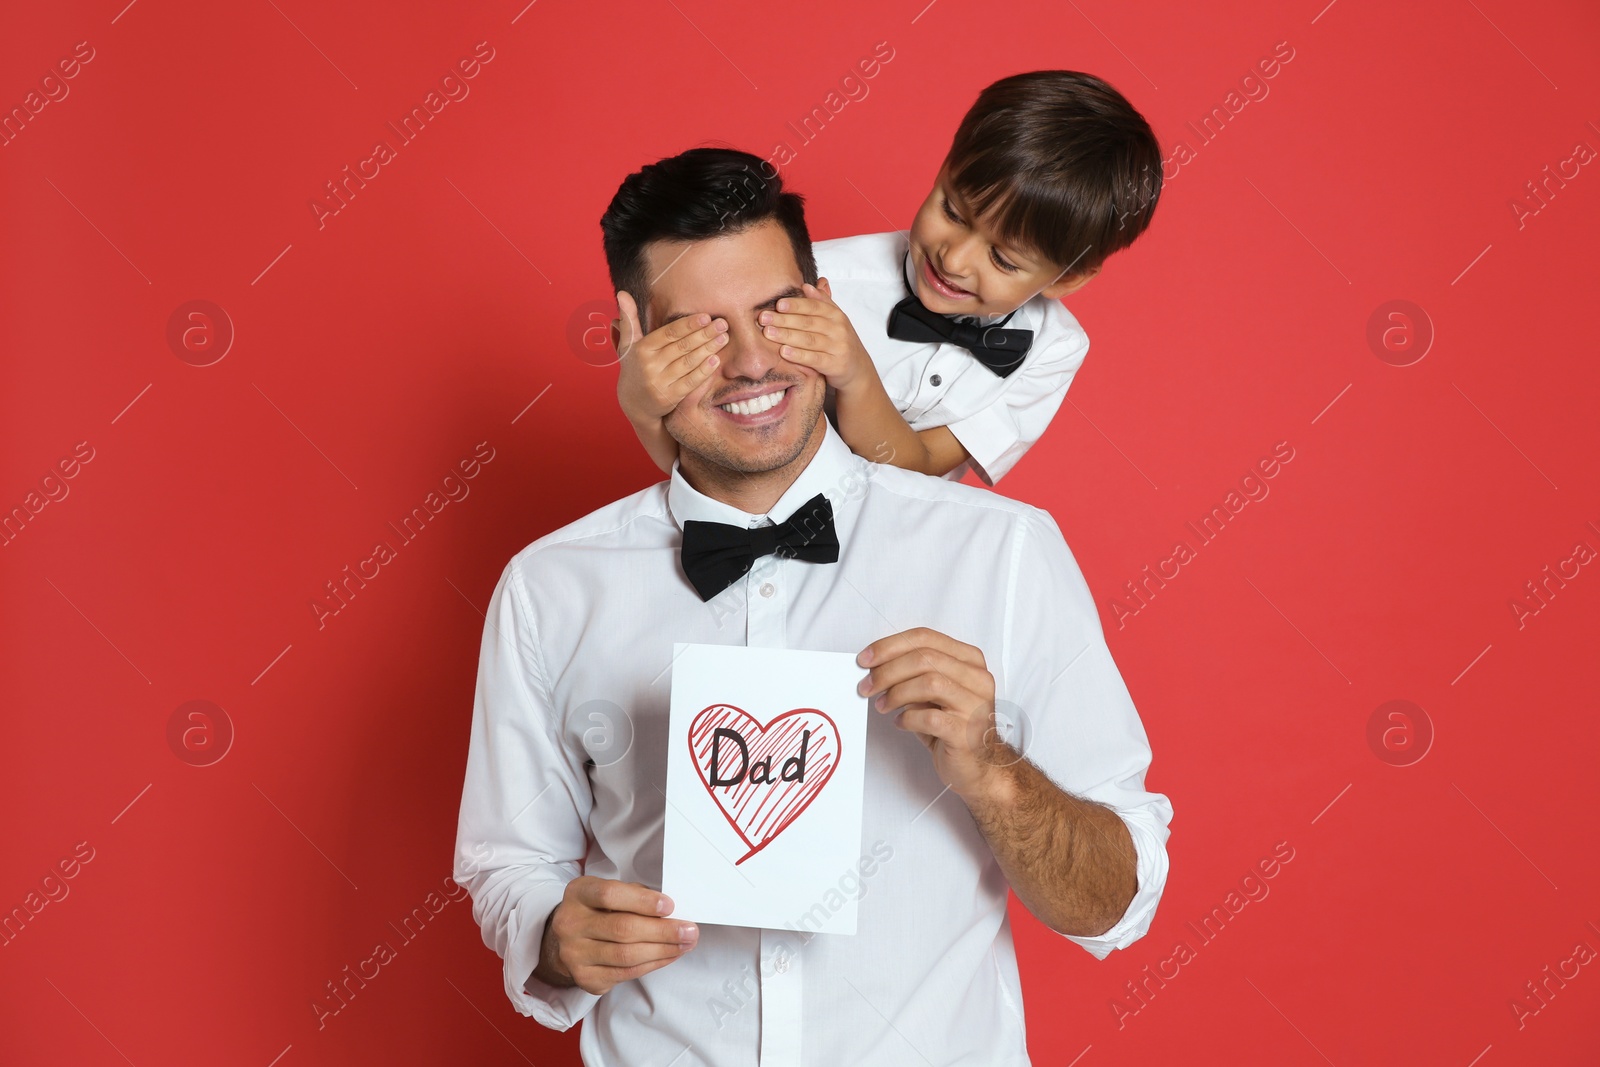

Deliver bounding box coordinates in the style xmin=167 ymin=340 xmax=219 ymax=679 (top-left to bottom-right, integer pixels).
xmin=943 ymin=70 xmax=1161 ymax=277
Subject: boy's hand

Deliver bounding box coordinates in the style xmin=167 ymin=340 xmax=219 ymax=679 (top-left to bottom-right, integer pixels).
xmin=614 ymin=290 xmax=728 ymax=426
xmin=758 ymin=279 xmax=875 ymax=393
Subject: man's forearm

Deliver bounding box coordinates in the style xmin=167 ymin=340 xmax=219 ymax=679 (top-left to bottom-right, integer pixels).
xmin=964 ymin=754 xmax=1138 ymax=937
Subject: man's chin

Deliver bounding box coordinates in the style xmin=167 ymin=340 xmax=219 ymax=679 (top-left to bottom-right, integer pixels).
xmin=673 ymin=399 xmax=822 ymax=475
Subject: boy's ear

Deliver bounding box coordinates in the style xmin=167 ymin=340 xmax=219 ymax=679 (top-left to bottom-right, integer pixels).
xmin=1040 ymin=265 xmax=1100 ymax=300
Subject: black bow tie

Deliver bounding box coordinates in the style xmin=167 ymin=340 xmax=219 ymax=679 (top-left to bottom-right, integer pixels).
xmin=680 ymin=493 xmax=840 ymax=602
xmin=886 ymin=257 xmax=1033 ymax=377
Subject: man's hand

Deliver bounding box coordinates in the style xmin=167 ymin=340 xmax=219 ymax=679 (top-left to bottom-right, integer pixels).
xmin=614 ymin=290 xmax=728 ymax=428
xmin=530 ymin=876 xmax=699 ymax=997
xmin=757 ymin=279 xmax=876 ymax=393
xmin=856 ymin=627 xmax=1014 ymax=803
xmin=857 ymin=628 xmax=1140 ymax=937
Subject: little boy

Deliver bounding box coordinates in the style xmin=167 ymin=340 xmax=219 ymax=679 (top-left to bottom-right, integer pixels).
xmin=615 ymin=70 xmax=1162 ymax=486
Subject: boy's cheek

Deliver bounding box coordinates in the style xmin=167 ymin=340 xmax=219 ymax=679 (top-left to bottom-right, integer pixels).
xmin=906 ymin=207 xmax=941 ymax=255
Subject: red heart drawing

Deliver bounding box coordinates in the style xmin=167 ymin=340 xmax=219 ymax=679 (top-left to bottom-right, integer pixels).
xmin=688 ymin=703 xmax=841 ymax=865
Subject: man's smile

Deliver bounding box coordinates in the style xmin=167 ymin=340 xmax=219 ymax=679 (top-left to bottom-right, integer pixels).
xmin=716 ymin=384 xmax=792 ymax=423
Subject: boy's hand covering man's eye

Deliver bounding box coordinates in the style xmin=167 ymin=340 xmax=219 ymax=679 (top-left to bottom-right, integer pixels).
xmin=614 ymin=290 xmax=729 ymax=424
xmin=758 ymin=279 xmax=874 ymax=393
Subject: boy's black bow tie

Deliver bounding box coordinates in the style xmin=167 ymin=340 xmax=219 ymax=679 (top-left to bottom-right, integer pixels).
xmin=886 ymin=255 xmax=1033 ymax=377
xmin=680 ymin=493 xmax=840 ymax=601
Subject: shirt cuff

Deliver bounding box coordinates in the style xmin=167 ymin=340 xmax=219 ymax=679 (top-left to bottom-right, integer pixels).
xmin=502 ymin=882 xmax=601 ymax=1029
xmin=944 ymin=401 xmax=1023 ymax=487
xmin=1059 ymin=805 xmax=1171 ymax=959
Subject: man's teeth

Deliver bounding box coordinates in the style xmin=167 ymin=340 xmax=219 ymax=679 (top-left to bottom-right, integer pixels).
xmin=720 ymin=389 xmax=786 ymax=416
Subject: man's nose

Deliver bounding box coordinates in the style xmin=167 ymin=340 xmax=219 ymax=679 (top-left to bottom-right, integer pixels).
xmin=718 ymin=316 xmax=782 ymax=380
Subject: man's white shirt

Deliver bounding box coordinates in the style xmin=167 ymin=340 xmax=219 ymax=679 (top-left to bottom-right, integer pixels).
xmin=813 ymin=231 xmax=1090 ymax=486
xmin=453 ymin=418 xmax=1171 ymax=1066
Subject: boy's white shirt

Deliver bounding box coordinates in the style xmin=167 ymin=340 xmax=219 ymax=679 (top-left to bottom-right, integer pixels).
xmin=813 ymin=230 xmax=1090 ymax=486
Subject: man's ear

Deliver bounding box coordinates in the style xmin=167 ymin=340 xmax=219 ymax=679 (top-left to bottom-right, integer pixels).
xmin=1040 ymin=265 xmax=1100 ymax=300
xmin=815 ymin=276 xmax=833 ymax=299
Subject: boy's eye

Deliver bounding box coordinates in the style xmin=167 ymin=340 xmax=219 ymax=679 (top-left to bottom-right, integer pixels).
xmin=990 ymin=249 xmax=1018 ymax=272
xmin=940 ymin=196 xmax=962 ymax=224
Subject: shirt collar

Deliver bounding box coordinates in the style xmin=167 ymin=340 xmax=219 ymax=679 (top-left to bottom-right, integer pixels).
xmin=666 ymin=417 xmax=866 ymax=545
xmin=897 ymin=233 xmax=1012 ymax=329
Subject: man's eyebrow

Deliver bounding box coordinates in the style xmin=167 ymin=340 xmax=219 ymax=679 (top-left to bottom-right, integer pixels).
xmin=660 ymin=286 xmax=807 ymax=327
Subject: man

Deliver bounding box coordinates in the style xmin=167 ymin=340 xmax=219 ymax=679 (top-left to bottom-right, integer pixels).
xmin=453 ymin=147 xmax=1172 ymax=1066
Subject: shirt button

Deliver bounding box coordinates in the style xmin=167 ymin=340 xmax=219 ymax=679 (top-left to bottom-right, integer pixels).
xmin=929 ymin=374 xmax=942 ymax=386
xmin=759 ymin=582 xmax=775 ymax=598
xmin=774 ymin=954 xmax=790 ymax=974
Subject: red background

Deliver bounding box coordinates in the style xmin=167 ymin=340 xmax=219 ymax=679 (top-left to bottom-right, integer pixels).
xmin=3 ymin=0 xmax=1598 ymax=1063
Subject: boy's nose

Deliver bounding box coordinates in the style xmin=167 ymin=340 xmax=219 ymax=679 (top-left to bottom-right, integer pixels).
xmin=941 ymin=233 xmax=983 ymax=283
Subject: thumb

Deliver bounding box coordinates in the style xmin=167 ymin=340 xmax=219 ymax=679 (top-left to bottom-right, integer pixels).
xmin=615 ymin=291 xmax=641 ymax=355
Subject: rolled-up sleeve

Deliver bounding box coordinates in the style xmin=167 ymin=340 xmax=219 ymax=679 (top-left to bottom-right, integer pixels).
xmin=453 ymin=554 xmax=601 ymax=1028
xmin=945 ymin=314 xmax=1088 ymax=487
xmin=999 ymin=507 xmax=1173 ymax=957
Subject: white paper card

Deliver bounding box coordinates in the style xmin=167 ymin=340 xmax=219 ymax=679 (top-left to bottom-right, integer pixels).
xmin=661 ymin=642 xmax=867 ymax=934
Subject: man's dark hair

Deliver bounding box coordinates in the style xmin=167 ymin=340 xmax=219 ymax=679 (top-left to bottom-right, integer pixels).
xmin=942 ymin=70 xmax=1162 ymax=276
xmin=600 ymin=147 xmax=818 ymax=328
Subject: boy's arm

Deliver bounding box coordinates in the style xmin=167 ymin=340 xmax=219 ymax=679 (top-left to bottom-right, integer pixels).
xmin=940 ymin=314 xmax=1089 ymax=486
xmin=831 ymin=365 xmax=971 ymax=475
xmin=762 ymin=281 xmax=971 ymax=477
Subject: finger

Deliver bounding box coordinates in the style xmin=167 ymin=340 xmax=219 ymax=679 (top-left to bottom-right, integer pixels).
xmin=761 ymin=323 xmax=830 ymax=350
xmin=764 ymin=300 xmax=832 ymax=327
xmin=777 ymin=345 xmax=826 ymax=368
xmin=667 ymin=318 xmax=728 ymax=359
xmin=652 ymin=311 xmax=717 ymax=349
xmin=659 ymin=326 xmax=727 ymax=379
xmin=583 ymin=937 xmax=692 ymax=969
xmin=874 ymin=665 xmax=989 ymax=719
xmin=762 ymin=309 xmax=832 ymax=336
xmin=890 ymin=703 xmax=968 ymax=743
xmin=661 ymin=345 xmax=722 ymax=398
xmin=620 ymin=953 xmax=691 ymax=979
xmin=587 ymin=912 xmax=699 ymax=947
xmin=615 ymin=292 xmax=643 ymax=355
xmin=588 ymin=952 xmax=689 ymax=987
xmin=571 ymin=877 xmax=673 ymax=917
xmin=796 ymin=282 xmax=836 ymax=308
xmin=859 ymin=627 xmax=986 ymax=671
xmin=859 ymin=646 xmax=991 ymax=704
